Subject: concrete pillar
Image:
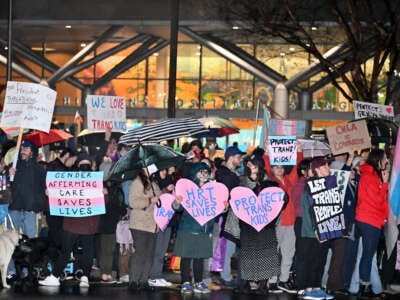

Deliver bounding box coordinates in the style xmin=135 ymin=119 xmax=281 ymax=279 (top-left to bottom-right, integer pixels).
xmin=300 ymin=91 xmax=312 ymax=137
xmin=273 ymin=83 xmax=289 ymax=118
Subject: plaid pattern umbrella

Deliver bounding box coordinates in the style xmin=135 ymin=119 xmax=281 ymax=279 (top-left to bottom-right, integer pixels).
xmin=118 ymin=118 xmax=208 ymax=146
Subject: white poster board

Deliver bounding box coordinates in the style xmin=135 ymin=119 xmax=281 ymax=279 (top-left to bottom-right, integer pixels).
xmin=353 ymin=100 xmax=394 ymax=120
xmin=86 ymin=95 xmax=126 ymax=131
xmin=0 ymin=81 xmax=56 ymax=132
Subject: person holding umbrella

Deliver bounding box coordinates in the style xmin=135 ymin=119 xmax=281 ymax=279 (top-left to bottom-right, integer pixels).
xmin=128 ymin=164 xmax=162 ymax=291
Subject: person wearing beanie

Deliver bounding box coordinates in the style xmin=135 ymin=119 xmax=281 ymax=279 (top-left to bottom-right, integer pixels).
xmin=6 ymin=140 xmax=47 ymax=281
xmin=173 ymin=162 xmax=227 ymax=294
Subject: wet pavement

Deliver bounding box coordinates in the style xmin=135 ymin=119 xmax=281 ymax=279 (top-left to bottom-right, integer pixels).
xmin=1 ymin=280 xmax=399 ymax=300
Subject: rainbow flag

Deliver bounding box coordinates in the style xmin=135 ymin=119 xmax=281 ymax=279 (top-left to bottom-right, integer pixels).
xmin=386 ymin=129 xmax=400 ymax=257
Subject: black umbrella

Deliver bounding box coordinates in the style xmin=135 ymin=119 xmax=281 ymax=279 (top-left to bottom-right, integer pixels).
xmin=118 ymin=118 xmax=208 ymax=146
xmin=108 ymin=143 xmax=186 ymax=181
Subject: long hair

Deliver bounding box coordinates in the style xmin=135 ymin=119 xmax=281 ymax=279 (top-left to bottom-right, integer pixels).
xmin=244 ymin=155 xmax=265 ymax=183
xmin=297 ymin=158 xmax=312 ymax=177
xmin=138 ymin=168 xmax=152 ymax=192
xmin=365 ymin=149 xmax=386 ymax=180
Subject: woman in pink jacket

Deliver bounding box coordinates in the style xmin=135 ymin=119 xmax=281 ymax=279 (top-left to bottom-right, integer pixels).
xmin=355 ymin=149 xmax=389 ymax=299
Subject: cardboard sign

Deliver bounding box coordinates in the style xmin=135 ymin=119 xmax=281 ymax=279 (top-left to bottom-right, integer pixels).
xmin=306 ymin=175 xmax=346 ymax=241
xmin=353 ymin=100 xmax=394 ymax=120
xmin=269 ymin=119 xmax=306 ymax=137
xmin=154 ymin=193 xmax=175 ymax=231
xmin=326 ymin=119 xmax=371 ymax=155
xmin=46 ymin=171 xmax=105 ymax=217
xmin=86 ymin=95 xmax=126 ymax=131
xmin=268 ymin=136 xmax=297 ymax=165
xmin=0 ymin=81 xmax=56 ymax=132
xmin=175 ymin=178 xmax=228 ymax=226
xmin=329 ymin=169 xmax=350 ymax=206
xmin=229 ymin=186 xmax=285 ymax=232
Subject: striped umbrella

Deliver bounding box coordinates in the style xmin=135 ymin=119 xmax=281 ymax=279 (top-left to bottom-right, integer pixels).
xmin=118 ymin=118 xmax=209 ymax=146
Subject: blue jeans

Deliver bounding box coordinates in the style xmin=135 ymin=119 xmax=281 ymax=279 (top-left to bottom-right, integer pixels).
xmin=7 ymin=210 xmax=38 ymax=275
xmin=220 ymin=239 xmax=236 ymax=282
xmin=356 ymin=221 xmax=381 ymax=284
xmin=349 ymin=238 xmax=383 ymax=294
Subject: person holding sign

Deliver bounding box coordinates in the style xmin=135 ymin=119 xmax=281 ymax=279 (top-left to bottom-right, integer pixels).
xmin=297 ymin=157 xmax=335 ymax=300
xmin=263 ymin=139 xmax=303 ymax=293
xmin=128 ymin=165 xmax=162 ymax=292
xmin=173 ymin=163 xmax=228 ymax=294
xmin=239 ymin=153 xmax=286 ymax=294
xmin=355 ymin=149 xmax=389 ymax=299
xmin=7 ymin=140 xmax=47 ymax=282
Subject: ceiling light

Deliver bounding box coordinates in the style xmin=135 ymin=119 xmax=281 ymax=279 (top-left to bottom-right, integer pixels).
xmin=153 ymin=52 xmax=159 ymax=56
xmin=31 ymin=46 xmax=56 ymax=51
xmin=65 ymin=25 xmax=72 ymax=29
xmin=289 ymin=47 xmax=295 ymax=51
xmin=280 ymin=52 xmax=285 ymax=57
xmin=4 ymin=46 xmax=8 ymax=50
xmin=311 ymin=26 xmax=318 ymax=31
xmin=80 ymin=42 xmax=86 ymax=47
xmin=232 ymin=26 xmax=240 ymax=30
xmin=196 ymin=52 xmax=201 ymax=56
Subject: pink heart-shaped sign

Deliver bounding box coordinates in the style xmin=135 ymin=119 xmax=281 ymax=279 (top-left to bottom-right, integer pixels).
xmin=153 ymin=193 xmax=175 ymax=231
xmin=230 ymin=186 xmax=285 ymax=232
xmin=175 ymin=178 xmax=228 ymax=226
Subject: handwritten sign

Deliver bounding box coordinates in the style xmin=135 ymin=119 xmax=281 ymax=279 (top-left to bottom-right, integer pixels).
xmin=268 ymin=136 xmax=297 ymax=165
xmin=329 ymin=169 xmax=350 ymax=206
xmin=306 ymin=175 xmax=346 ymax=241
xmin=154 ymin=193 xmax=175 ymax=231
xmin=0 ymin=81 xmax=56 ymax=132
xmin=230 ymin=186 xmax=285 ymax=232
xmin=46 ymin=171 xmax=105 ymax=217
xmin=353 ymin=100 xmax=394 ymax=120
xmin=269 ymin=119 xmax=306 ymax=137
xmin=326 ymin=119 xmax=371 ymax=155
xmin=175 ymin=179 xmax=228 ymax=226
xmin=86 ymin=95 xmax=126 ymax=131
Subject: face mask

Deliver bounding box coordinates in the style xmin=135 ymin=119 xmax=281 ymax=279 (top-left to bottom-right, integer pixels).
xmin=78 ymin=164 xmax=92 ymax=171
xmin=209 ymin=144 xmax=216 ymax=150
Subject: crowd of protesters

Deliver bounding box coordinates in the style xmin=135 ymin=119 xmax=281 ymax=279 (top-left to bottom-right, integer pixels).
xmin=0 ymin=129 xmax=398 ymax=300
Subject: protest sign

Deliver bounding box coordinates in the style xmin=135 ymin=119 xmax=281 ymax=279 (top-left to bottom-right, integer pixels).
xmin=306 ymin=175 xmax=346 ymax=241
xmin=154 ymin=193 xmax=175 ymax=231
xmin=269 ymin=119 xmax=306 ymax=137
xmin=268 ymin=135 xmax=297 ymax=165
xmin=46 ymin=171 xmax=105 ymax=217
xmin=329 ymin=169 xmax=350 ymax=206
xmin=353 ymin=100 xmax=394 ymax=120
xmin=0 ymin=81 xmax=56 ymax=132
xmin=175 ymin=178 xmax=228 ymax=226
xmin=86 ymin=95 xmax=126 ymax=131
xmin=230 ymin=186 xmax=285 ymax=232
xmin=326 ymin=119 xmax=371 ymax=155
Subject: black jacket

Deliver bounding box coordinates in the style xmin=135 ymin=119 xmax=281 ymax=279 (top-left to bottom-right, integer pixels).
xmin=10 ymin=157 xmax=47 ymax=212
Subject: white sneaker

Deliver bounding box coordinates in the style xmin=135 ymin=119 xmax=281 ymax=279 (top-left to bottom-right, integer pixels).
xmin=148 ymin=278 xmax=173 ymax=287
xmin=38 ymin=275 xmax=60 ymax=287
xmin=79 ymin=276 xmax=90 ymax=288
xmin=119 ymin=275 xmax=129 ymax=283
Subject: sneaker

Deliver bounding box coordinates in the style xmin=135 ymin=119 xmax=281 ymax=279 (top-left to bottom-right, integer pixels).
xmin=148 ymin=278 xmax=172 ymax=287
xmin=314 ymin=289 xmax=335 ymax=299
xmin=207 ymin=282 xmax=222 ymax=291
xmin=38 ymin=274 xmax=60 ymax=287
xmin=6 ymin=273 xmax=17 ymax=285
xmin=181 ymin=281 xmax=193 ymax=294
xmin=79 ymin=275 xmax=90 ymax=288
xmin=301 ymin=289 xmax=325 ymax=300
xmin=278 ymin=281 xmax=297 ymax=293
xmin=119 ymin=275 xmax=129 ymax=283
xmin=268 ymin=282 xmax=283 ymax=293
xmin=221 ymin=279 xmax=236 ymax=290
xmin=194 ymin=282 xmax=211 ymax=294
